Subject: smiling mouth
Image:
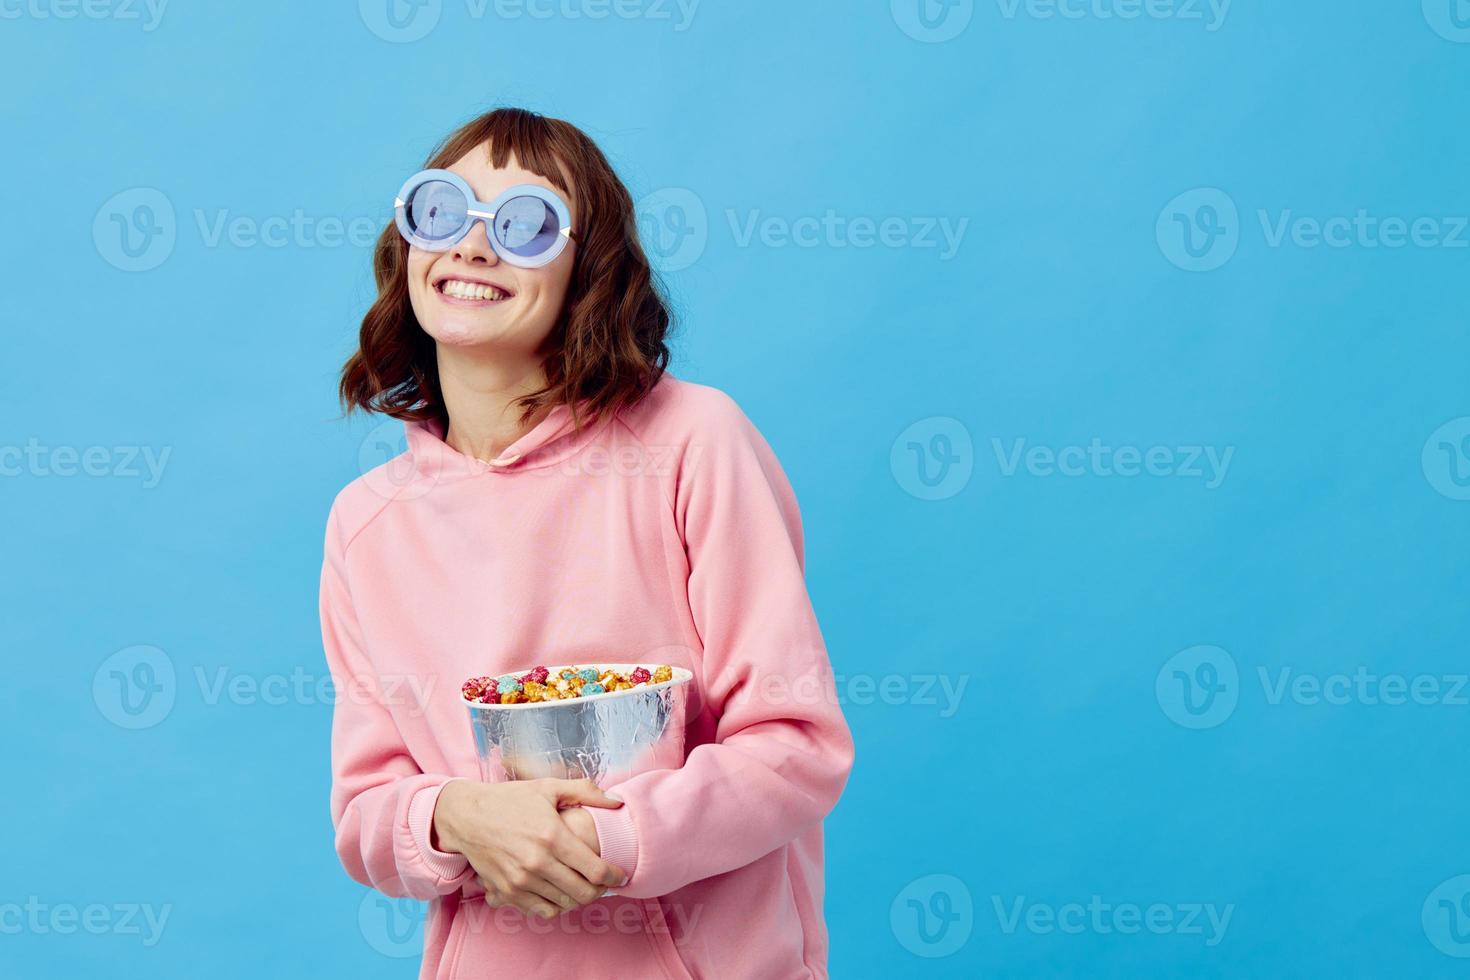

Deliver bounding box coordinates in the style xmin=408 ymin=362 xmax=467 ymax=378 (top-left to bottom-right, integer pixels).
xmin=435 ymin=277 xmax=512 ymax=303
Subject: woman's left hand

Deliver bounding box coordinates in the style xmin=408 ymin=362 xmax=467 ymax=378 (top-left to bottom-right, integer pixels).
xmin=480 ymin=806 xmax=606 ymax=908
xmin=559 ymin=806 xmax=599 ymax=854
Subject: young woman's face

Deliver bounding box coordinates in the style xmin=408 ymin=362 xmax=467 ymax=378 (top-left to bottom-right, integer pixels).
xmin=406 ymin=147 xmax=577 ymax=357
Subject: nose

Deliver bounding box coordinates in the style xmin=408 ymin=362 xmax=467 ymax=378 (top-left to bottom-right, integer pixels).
xmin=450 ymin=218 xmax=500 ymax=266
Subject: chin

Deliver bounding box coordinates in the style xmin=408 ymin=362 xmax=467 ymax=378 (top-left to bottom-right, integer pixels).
xmin=427 ymin=320 xmax=489 ymax=346
xmin=422 ymin=316 xmax=535 ymax=354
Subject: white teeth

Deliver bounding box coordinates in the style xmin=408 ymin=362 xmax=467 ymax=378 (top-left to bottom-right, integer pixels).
xmin=439 ymin=279 xmax=506 ymax=301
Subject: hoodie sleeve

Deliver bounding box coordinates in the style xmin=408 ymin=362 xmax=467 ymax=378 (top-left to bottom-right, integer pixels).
xmin=321 ymin=503 xmax=474 ymax=900
xmin=588 ymin=391 xmax=855 ymax=897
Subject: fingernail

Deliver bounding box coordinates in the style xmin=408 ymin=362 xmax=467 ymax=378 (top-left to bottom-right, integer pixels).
xmin=605 ymin=791 xmax=622 ymax=803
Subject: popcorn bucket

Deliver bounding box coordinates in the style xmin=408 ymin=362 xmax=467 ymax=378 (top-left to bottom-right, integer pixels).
xmin=462 ymin=664 xmax=694 ymax=786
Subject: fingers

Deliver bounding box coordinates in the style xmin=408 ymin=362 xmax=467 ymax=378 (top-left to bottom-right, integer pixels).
xmin=514 ymin=889 xmax=563 ymax=920
xmin=550 ymin=777 xmax=624 ymax=810
xmin=517 ymin=822 xmax=612 ymax=907
xmin=476 ymin=875 xmax=503 ymax=907
xmin=481 ymin=858 xmax=600 ymax=918
xmin=532 ymin=853 xmax=606 ymax=908
xmin=550 ymin=824 xmax=627 ymax=889
xmin=497 ymin=866 xmax=579 ymax=919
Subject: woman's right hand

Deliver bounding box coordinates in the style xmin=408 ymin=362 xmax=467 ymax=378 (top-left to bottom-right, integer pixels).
xmin=432 ymin=778 xmax=628 ymax=919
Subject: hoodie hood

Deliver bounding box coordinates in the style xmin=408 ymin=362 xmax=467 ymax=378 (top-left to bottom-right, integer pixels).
xmin=402 ymin=402 xmax=610 ymax=484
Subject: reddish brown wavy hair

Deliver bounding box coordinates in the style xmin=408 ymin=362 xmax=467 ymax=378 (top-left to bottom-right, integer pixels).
xmin=340 ymin=108 xmax=671 ymax=427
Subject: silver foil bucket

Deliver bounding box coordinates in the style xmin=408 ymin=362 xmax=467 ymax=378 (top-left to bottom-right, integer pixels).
xmin=463 ymin=664 xmax=693 ymax=786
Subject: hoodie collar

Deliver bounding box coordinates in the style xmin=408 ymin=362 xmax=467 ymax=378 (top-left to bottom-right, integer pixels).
xmin=403 ymin=402 xmax=608 ymax=482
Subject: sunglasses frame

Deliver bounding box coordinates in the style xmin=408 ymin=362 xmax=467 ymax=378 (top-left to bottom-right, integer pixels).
xmin=393 ymin=169 xmax=575 ymax=268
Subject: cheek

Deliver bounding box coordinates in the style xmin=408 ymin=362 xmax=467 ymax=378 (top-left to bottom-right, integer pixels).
xmin=538 ymin=259 xmax=575 ymax=308
xmin=406 ymin=252 xmax=433 ymax=288
xmin=405 ymin=254 xmax=434 ymax=317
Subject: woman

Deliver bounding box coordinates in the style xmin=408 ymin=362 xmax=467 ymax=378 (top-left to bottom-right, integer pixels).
xmin=323 ymin=107 xmax=854 ymax=979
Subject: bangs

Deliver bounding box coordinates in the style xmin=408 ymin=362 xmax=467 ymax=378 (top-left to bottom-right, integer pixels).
xmin=427 ymin=108 xmax=574 ymax=199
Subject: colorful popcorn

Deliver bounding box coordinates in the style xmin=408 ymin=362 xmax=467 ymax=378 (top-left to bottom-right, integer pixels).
xmin=464 ymin=665 xmax=675 ymax=704
xmin=461 ymin=676 xmax=500 ymax=704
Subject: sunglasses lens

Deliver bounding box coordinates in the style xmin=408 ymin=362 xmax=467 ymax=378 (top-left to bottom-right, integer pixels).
xmin=493 ymin=195 xmax=561 ymax=258
xmin=404 ymin=179 xmax=468 ymax=243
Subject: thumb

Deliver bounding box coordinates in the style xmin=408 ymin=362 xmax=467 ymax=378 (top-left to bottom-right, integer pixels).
xmin=554 ymin=777 xmax=624 ymax=809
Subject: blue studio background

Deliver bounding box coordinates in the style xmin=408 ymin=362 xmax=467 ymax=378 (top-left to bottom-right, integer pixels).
xmin=4 ymin=1 xmax=1469 ymax=977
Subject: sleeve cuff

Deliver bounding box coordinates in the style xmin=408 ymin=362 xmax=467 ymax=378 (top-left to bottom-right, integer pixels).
xmin=588 ymin=803 xmax=640 ymax=883
xmin=408 ymin=779 xmax=472 ymax=881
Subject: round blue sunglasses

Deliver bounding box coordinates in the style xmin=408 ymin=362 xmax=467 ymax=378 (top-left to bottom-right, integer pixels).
xmin=394 ymin=169 xmax=575 ymax=269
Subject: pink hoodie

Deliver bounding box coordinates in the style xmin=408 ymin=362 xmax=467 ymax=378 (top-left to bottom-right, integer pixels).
xmin=321 ymin=376 xmax=854 ymax=979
